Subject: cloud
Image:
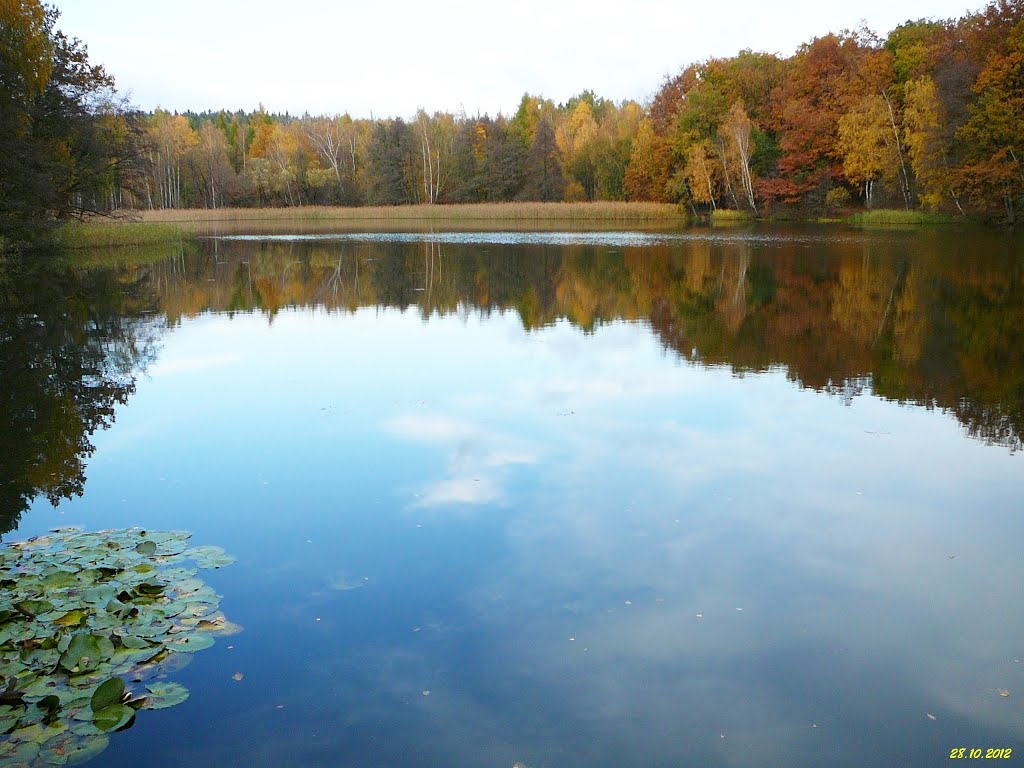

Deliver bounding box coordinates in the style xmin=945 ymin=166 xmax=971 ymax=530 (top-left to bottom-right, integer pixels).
xmin=483 ymin=450 xmax=537 ymax=468
xmin=384 ymin=412 xmax=538 ymax=509
xmin=148 ymin=353 xmax=242 ymax=377
xmin=383 ymin=414 xmax=476 ymax=443
xmin=414 ymin=477 xmax=502 ymax=507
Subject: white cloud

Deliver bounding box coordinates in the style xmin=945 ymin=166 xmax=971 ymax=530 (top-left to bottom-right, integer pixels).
xmin=383 ymin=414 xmax=476 ymax=443
xmin=148 ymin=353 xmax=242 ymax=377
xmin=414 ymin=476 xmax=502 ymax=507
xmin=385 ymin=412 xmax=539 ymax=509
xmin=483 ymin=450 xmax=537 ymax=468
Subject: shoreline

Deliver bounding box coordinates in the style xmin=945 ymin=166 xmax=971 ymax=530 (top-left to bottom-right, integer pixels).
xmin=47 ymin=203 xmax=981 ymax=251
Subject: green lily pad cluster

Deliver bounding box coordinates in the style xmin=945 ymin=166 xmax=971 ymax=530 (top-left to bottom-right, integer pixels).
xmin=0 ymin=527 xmax=239 ymax=766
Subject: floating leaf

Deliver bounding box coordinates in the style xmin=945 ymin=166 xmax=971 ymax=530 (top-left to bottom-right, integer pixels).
xmin=69 ymin=661 xmax=115 ymax=684
xmin=135 ymin=582 xmax=165 ymax=597
xmin=65 ymin=734 xmax=109 ymax=765
xmin=52 ymin=610 xmax=88 ymax=628
xmin=15 ymin=600 xmax=54 ymax=617
xmin=80 ymin=586 xmax=118 ymax=606
xmin=141 ymin=682 xmax=189 ymax=710
xmin=59 ymin=634 xmax=114 ymax=673
xmin=195 ymin=615 xmax=244 ymax=637
xmin=0 ymin=528 xmax=237 ymax=763
xmin=20 ymin=678 xmax=61 ymax=701
xmin=0 ymin=738 xmax=40 ymax=762
xmin=20 ymin=648 xmax=61 ymax=673
xmin=8 ymin=720 xmax=67 ymax=744
xmin=90 ymin=678 xmax=125 ymax=712
xmin=39 ymin=733 xmax=76 ymax=764
xmin=169 ymin=634 xmax=214 ymax=653
xmin=187 ymin=545 xmax=236 ymax=569
xmin=117 ymin=634 xmax=151 ymax=650
xmin=65 ymin=718 xmax=104 ymax=737
xmin=91 ymin=703 xmax=134 ymax=732
xmin=36 ymin=695 xmax=60 ymax=713
xmin=41 ymin=571 xmax=79 ymax=590
xmin=174 ymin=577 xmax=206 ymax=594
xmin=129 ymin=620 xmax=172 ymax=638
xmin=134 ymin=541 xmax=157 ymax=556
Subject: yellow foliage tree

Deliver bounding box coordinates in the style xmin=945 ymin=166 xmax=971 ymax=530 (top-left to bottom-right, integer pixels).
xmin=838 ymin=95 xmax=897 ymax=207
xmin=624 ymin=119 xmax=670 ymax=201
xmin=903 ymin=76 xmax=964 ymax=213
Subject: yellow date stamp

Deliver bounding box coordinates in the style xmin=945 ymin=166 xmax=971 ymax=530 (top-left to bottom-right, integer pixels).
xmin=950 ymin=748 xmax=1013 ymax=759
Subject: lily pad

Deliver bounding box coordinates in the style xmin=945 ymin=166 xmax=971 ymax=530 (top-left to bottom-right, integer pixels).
xmin=194 ymin=614 xmax=244 ymax=637
xmin=117 ymin=634 xmax=151 ymax=650
xmin=52 ymin=611 xmax=88 ymax=629
xmin=141 ymin=682 xmax=189 ymax=710
xmin=168 ymin=634 xmax=214 ymax=653
xmin=91 ymin=703 xmax=134 ymax=732
xmin=8 ymin=721 xmax=67 ymax=745
xmin=0 ymin=738 xmax=39 ymax=762
xmin=186 ymin=546 xmax=236 ymax=569
xmin=134 ymin=541 xmax=157 ymax=557
xmin=0 ymin=528 xmax=238 ymax=764
xmin=60 ymin=634 xmax=114 ymax=673
xmin=89 ymin=678 xmax=125 ymax=712
xmin=64 ymin=734 xmax=109 ymax=765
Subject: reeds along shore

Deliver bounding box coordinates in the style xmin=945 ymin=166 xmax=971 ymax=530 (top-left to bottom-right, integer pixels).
xmin=40 ymin=203 xmax=685 ymax=251
xmin=45 ymin=202 xmax=965 ymax=253
xmin=136 ymin=202 xmax=686 ymax=225
xmin=52 ymin=222 xmax=190 ymax=249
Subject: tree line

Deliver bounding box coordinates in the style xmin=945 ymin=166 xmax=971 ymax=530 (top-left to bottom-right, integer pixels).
xmin=2 ymin=0 xmax=1024 ymax=247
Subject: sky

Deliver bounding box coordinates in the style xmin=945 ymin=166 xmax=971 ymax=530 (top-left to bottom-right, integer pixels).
xmin=54 ymin=0 xmax=977 ymax=118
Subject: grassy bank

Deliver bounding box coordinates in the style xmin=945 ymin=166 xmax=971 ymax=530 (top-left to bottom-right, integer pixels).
xmin=845 ymin=209 xmax=961 ymax=226
xmin=138 ymin=202 xmax=686 ymax=228
xmin=710 ymin=209 xmax=756 ymax=224
xmin=53 ymin=221 xmax=190 ymax=249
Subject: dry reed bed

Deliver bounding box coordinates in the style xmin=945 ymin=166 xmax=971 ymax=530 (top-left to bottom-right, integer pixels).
xmin=137 ymin=202 xmax=685 ymax=226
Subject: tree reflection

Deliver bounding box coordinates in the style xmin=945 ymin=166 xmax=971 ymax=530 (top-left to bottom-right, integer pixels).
xmin=145 ymin=231 xmax=1023 ymax=452
xmin=1 ymin=230 xmax=1020 ymax=534
xmin=0 ymin=258 xmax=160 ymax=534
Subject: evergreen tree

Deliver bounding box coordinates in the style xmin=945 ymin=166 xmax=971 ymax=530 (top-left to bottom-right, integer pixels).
xmin=521 ymin=114 xmax=564 ymax=201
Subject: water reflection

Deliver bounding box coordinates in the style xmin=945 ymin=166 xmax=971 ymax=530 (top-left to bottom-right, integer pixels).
xmin=0 ymin=259 xmax=161 ymax=533
xmin=3 ymin=229 xmax=1022 ymax=529
xmin=143 ymin=227 xmax=1024 ymax=452
xmin=2 ymin=228 xmax=1021 ymax=767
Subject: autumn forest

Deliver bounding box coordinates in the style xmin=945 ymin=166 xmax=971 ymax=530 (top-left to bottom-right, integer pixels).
xmin=3 ymin=0 xmax=1024 ymax=248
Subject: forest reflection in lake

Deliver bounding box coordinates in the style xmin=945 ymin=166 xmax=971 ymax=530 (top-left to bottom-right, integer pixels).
xmin=1 ymin=226 xmax=1022 ymax=767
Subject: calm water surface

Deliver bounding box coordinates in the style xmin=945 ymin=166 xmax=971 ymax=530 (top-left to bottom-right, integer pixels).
xmin=2 ymin=225 xmax=1023 ymax=767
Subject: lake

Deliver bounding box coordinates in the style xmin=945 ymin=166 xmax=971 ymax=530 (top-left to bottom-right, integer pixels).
xmin=1 ymin=225 xmax=1022 ymax=767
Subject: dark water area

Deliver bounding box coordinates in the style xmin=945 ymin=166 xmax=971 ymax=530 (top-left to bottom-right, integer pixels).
xmin=1 ymin=225 xmax=1023 ymax=767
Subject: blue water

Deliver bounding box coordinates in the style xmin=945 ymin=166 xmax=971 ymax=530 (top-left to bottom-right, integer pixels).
xmin=3 ymin=227 xmax=1023 ymax=767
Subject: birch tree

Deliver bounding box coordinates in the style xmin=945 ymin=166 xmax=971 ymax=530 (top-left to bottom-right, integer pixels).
xmin=147 ymin=112 xmax=195 ymax=208
xmin=415 ymin=110 xmax=455 ymax=204
xmin=686 ymin=141 xmax=720 ymax=210
xmin=305 ymin=116 xmax=346 ymax=187
xmin=194 ymin=122 xmax=234 ymax=208
xmin=721 ymin=101 xmax=758 ymax=212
